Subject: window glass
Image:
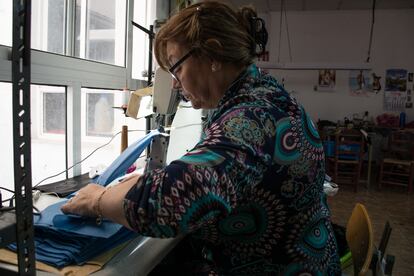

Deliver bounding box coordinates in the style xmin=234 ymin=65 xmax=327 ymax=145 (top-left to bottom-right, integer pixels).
xmin=0 ymin=83 xmax=66 ymax=200
xmin=132 ymin=0 xmax=157 ymax=80
xmin=43 ymin=92 xmax=66 ymax=134
xmin=31 ymin=0 xmax=65 ymax=54
xmin=0 ymin=0 xmax=12 ymax=46
xmin=80 ymin=88 xmax=148 ymax=175
xmin=0 ymin=83 xmax=14 ymax=200
xmin=31 ymin=85 xmax=67 ymax=186
xmin=132 ymin=0 xmax=148 ymax=80
xmin=75 ymin=0 xmax=126 ymax=66
xmin=86 ymin=92 xmax=115 ymax=137
xmin=0 ymin=0 xmax=65 ymax=52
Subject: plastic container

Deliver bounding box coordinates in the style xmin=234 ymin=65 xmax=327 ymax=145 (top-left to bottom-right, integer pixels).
xmin=399 ymin=112 xmax=406 ymax=128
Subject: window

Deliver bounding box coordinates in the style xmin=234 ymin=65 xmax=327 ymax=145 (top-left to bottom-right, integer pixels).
xmin=0 ymin=0 xmax=156 ymax=181
xmin=31 ymin=85 xmax=67 ymax=185
xmin=43 ymin=91 xmax=66 ymax=135
xmin=0 ymin=83 xmax=67 ymax=198
xmin=80 ymin=88 xmax=148 ymax=174
xmin=0 ymin=82 xmax=14 ymax=199
xmin=0 ymin=0 xmax=66 ymax=51
xmin=132 ymin=0 xmax=158 ymax=80
xmin=75 ymin=0 xmax=126 ymax=66
xmin=1 ymin=0 xmax=128 ymax=65
xmin=32 ymin=0 xmax=65 ymax=54
xmin=0 ymin=0 xmax=12 ymax=46
xmin=86 ymin=91 xmax=115 ymax=137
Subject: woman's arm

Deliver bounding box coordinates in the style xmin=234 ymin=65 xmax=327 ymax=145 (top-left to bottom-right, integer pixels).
xmin=61 ymin=174 xmax=141 ymax=230
xmin=62 ymin=107 xmax=274 ymax=238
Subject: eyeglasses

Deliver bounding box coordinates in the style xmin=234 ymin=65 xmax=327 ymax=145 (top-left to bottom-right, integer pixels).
xmin=168 ymin=49 xmax=194 ymax=82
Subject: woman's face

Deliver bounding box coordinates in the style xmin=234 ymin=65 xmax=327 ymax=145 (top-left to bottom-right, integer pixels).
xmin=166 ymin=41 xmax=214 ymax=109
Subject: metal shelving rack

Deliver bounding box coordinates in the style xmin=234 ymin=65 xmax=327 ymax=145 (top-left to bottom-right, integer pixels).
xmin=0 ymin=0 xmax=36 ymax=275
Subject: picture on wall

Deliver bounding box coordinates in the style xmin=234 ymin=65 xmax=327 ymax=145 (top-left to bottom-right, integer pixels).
xmin=384 ymin=91 xmax=406 ymax=111
xmin=385 ymin=69 xmax=407 ymax=91
xmin=349 ymin=70 xmax=372 ymax=96
xmin=372 ymin=73 xmax=382 ymax=92
xmin=317 ymin=69 xmax=336 ymax=91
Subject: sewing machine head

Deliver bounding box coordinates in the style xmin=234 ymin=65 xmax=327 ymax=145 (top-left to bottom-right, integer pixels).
xmin=126 ymin=67 xmax=181 ymax=120
xmin=152 ymin=67 xmax=181 ymax=116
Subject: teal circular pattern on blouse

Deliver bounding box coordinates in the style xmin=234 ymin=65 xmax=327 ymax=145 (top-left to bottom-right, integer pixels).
xmin=274 ymin=117 xmax=301 ymax=165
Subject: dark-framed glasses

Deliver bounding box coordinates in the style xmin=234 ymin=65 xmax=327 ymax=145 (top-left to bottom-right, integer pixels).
xmin=168 ymin=49 xmax=194 ymax=82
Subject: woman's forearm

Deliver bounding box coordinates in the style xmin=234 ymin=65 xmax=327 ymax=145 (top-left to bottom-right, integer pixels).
xmin=99 ymin=175 xmax=141 ymax=229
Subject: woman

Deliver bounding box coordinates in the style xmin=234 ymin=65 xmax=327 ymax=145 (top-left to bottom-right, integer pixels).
xmin=62 ymin=1 xmax=341 ymax=275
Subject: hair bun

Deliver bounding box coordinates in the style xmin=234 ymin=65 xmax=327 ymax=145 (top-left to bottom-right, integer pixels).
xmin=237 ymin=6 xmax=268 ymax=56
xmin=251 ymin=17 xmax=268 ymax=56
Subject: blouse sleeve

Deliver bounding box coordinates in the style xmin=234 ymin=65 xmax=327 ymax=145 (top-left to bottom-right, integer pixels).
xmin=123 ymin=105 xmax=277 ymax=238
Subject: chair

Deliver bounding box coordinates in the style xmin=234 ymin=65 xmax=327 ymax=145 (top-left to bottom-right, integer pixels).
xmin=378 ymin=130 xmax=414 ymax=193
xmin=346 ymin=203 xmax=374 ymax=276
xmin=326 ymin=128 xmax=364 ymax=192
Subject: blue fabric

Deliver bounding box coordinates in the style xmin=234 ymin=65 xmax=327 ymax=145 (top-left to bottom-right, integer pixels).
xmin=9 ymin=227 xmax=135 ymax=267
xmin=94 ymin=129 xmax=160 ymax=185
xmin=9 ymin=131 xmax=159 ymax=267
xmin=34 ymin=200 xmax=122 ymax=238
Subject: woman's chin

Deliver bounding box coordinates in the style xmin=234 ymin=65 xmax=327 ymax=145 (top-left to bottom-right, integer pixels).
xmin=190 ymin=102 xmax=202 ymax=109
xmin=188 ymin=100 xmax=202 ymax=109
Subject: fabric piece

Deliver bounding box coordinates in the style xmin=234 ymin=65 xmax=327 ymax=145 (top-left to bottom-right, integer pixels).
xmin=34 ymin=200 xmax=122 ymax=239
xmin=0 ymin=242 xmax=127 ymax=275
xmin=7 ymin=131 xmax=160 ymax=267
xmin=124 ymin=64 xmax=341 ymax=275
xmin=94 ymin=129 xmax=160 ymax=185
xmin=8 ymin=226 xmax=135 ymax=267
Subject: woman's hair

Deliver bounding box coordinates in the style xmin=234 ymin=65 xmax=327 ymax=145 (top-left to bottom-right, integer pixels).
xmin=154 ymin=0 xmax=268 ymax=71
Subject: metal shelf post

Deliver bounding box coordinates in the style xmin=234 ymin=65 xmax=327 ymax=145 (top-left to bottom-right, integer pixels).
xmin=12 ymin=0 xmax=36 ymax=274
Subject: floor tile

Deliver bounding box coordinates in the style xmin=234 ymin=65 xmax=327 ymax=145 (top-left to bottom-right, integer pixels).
xmin=329 ymin=185 xmax=413 ymax=276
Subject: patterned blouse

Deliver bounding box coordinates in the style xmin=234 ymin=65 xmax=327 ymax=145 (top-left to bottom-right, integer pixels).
xmin=124 ymin=64 xmax=341 ymax=275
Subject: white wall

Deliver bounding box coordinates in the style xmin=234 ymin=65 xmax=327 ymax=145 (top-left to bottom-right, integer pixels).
xmin=263 ymin=9 xmax=414 ymax=122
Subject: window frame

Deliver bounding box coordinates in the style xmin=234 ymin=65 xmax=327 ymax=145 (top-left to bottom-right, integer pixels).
xmin=0 ymin=0 xmax=147 ymax=177
xmin=37 ymin=85 xmax=67 ymax=139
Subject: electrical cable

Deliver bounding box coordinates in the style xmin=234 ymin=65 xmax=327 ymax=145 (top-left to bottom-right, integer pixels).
xmin=277 ymin=0 xmax=284 ymax=63
xmin=366 ymin=0 xmax=376 ymax=63
xmin=0 ymin=187 xmax=15 ymax=206
xmin=33 ymin=127 xmax=147 ymax=188
xmin=0 ymin=187 xmax=15 ymax=194
xmin=0 ymin=206 xmax=15 ymax=212
xmin=32 ymin=115 xmax=146 ymax=188
xmin=284 ymin=5 xmax=293 ymax=62
xmin=3 ymin=118 xmax=200 ymax=206
xmin=337 ymin=0 xmax=343 ymax=10
xmin=3 ymin=119 xmax=148 ymax=204
xmin=167 ymin=123 xmax=202 ymax=131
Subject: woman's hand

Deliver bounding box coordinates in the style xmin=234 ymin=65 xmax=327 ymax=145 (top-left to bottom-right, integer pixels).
xmin=60 ymin=174 xmax=142 ymax=228
xmin=61 ymin=183 xmax=105 ymax=217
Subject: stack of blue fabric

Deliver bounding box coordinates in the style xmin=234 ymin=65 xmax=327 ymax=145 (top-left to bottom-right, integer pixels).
xmin=10 ymin=201 xmax=136 ymax=267
xmin=9 ymin=130 xmax=160 ymax=267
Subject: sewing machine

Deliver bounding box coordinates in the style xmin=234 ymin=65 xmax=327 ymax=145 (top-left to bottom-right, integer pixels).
xmin=94 ymin=68 xmax=203 ymax=275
